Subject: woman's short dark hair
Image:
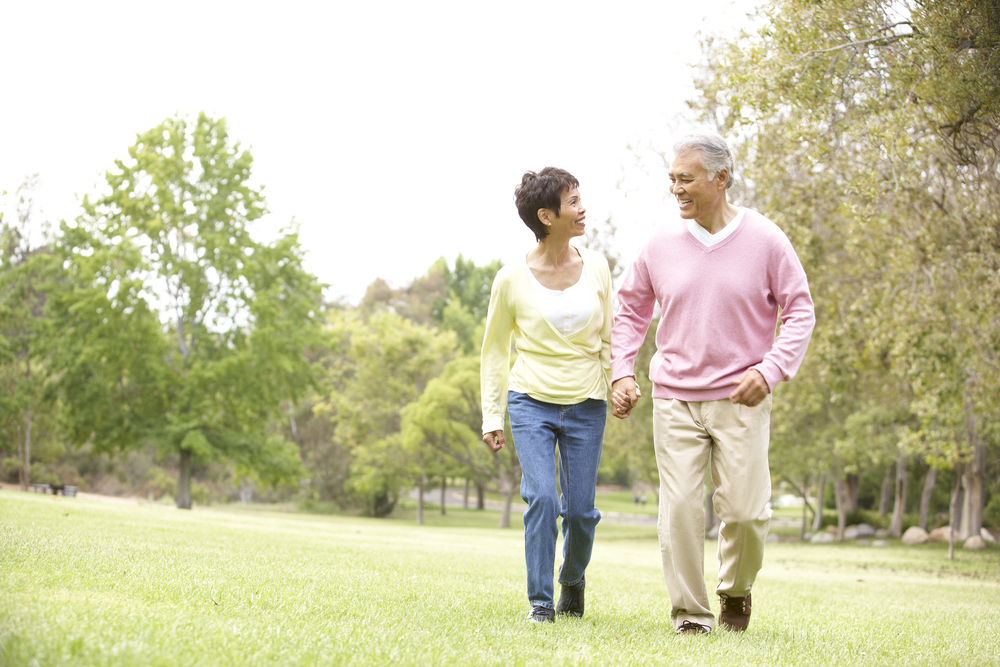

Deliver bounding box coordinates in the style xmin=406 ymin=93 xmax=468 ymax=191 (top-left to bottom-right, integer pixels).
xmin=514 ymin=167 xmax=579 ymax=242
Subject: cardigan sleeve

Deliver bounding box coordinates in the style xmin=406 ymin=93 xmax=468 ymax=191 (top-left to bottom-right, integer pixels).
xmin=597 ymin=255 xmax=613 ymax=394
xmin=480 ymin=273 xmax=515 ymax=434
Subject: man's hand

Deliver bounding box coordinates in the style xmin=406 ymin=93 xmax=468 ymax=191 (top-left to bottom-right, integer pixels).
xmin=483 ymin=430 xmax=506 ymax=452
xmin=730 ymin=369 xmax=769 ymax=407
xmin=611 ymin=376 xmax=642 ymax=419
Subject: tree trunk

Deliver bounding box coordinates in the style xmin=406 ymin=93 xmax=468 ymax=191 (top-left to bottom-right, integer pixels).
xmin=812 ymin=470 xmax=827 ymax=532
xmin=476 ymin=482 xmax=485 ymax=510
xmin=845 ymin=473 xmax=860 ymax=513
xmin=463 ymin=478 xmax=470 ymax=509
xmin=800 ymin=473 xmax=810 ymax=540
xmin=833 ymin=475 xmax=847 ymax=542
xmin=970 ymin=444 xmax=986 ymax=536
xmin=416 ymin=474 xmax=425 ymax=525
xmin=16 ymin=424 xmax=25 ymax=491
xmin=877 ymin=464 xmax=894 ymax=516
xmin=832 ymin=457 xmax=848 ymax=541
xmin=889 ymin=453 xmax=907 ymax=537
xmin=287 ymin=398 xmax=300 ymax=448
xmin=918 ymin=467 xmax=937 ymax=531
xmin=948 ymin=463 xmax=962 ymax=560
xmin=440 ymin=476 xmax=447 ymax=515
xmin=497 ymin=468 xmax=515 ymax=529
xmin=23 ymin=358 xmax=32 ymax=489
xmin=177 ymin=448 xmax=193 ymax=510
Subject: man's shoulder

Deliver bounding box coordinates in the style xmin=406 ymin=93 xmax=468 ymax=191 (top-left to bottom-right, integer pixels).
xmin=639 ymin=219 xmax=687 ymax=251
xmin=741 ymin=209 xmax=793 ymax=247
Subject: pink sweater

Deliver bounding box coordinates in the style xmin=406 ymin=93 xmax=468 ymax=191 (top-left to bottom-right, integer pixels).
xmin=611 ymin=209 xmax=815 ymax=401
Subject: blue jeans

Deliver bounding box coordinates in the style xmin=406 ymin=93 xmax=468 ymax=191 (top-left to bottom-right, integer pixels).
xmin=507 ymin=391 xmax=606 ymax=608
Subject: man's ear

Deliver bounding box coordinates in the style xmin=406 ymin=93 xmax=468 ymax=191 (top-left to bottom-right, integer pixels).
xmin=717 ymin=168 xmax=730 ymax=189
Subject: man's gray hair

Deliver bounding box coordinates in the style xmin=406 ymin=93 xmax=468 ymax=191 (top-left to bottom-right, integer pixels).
xmin=673 ymin=129 xmax=735 ymax=190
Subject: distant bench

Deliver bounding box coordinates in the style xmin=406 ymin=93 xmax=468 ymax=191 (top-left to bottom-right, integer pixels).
xmin=29 ymin=484 xmax=77 ymax=497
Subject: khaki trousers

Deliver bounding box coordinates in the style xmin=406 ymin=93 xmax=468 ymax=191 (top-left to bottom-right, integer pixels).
xmin=653 ymin=396 xmax=773 ymax=631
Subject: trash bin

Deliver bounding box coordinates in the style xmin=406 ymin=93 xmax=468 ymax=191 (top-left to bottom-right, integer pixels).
xmin=64 ymin=486 xmax=77 ymax=497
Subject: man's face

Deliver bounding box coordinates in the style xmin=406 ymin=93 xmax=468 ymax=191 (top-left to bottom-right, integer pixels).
xmin=668 ymin=150 xmax=727 ymax=221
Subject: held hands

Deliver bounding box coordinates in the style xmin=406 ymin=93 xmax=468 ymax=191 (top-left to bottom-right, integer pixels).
xmin=483 ymin=430 xmax=506 ymax=452
xmin=611 ymin=376 xmax=642 ymax=419
xmin=730 ymin=369 xmax=769 ymax=407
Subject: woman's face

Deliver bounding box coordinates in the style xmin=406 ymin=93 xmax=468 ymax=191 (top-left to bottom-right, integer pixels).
xmin=544 ymin=187 xmax=587 ymax=239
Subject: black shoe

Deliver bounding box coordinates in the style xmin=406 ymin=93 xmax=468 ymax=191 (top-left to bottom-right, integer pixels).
xmin=556 ymin=575 xmax=585 ymax=617
xmin=526 ymin=605 xmax=555 ymax=623
xmin=677 ymin=620 xmax=710 ymax=635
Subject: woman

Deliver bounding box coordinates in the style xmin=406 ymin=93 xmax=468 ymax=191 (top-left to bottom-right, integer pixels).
xmin=480 ymin=167 xmax=613 ymax=623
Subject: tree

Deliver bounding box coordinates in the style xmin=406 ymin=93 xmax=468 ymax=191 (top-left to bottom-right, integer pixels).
xmin=400 ymin=355 xmax=522 ymax=527
xmin=53 ymin=113 xmax=323 ymax=508
xmin=315 ymin=309 xmax=457 ymax=517
xmin=0 ymin=176 xmax=64 ymax=490
xmin=688 ymin=0 xmax=1000 ymax=547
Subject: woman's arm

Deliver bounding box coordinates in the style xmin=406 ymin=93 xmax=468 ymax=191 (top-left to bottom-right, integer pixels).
xmin=480 ymin=275 xmax=515 ymax=435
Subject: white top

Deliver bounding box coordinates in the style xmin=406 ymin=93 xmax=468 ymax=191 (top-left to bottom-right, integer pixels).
xmin=686 ymin=208 xmax=745 ymax=246
xmin=528 ymin=264 xmax=593 ymax=337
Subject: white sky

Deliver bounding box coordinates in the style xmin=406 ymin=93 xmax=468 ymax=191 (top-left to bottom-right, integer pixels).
xmin=1 ymin=0 xmax=755 ymax=303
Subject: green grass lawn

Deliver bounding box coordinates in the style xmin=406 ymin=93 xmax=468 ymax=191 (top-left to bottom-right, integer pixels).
xmin=2 ymin=492 xmax=999 ymax=666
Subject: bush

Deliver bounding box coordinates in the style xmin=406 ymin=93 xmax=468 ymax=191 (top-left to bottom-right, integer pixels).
xmin=985 ymin=495 xmax=1000 ymax=530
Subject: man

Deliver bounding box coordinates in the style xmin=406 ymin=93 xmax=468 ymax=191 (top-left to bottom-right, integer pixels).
xmin=610 ymin=129 xmax=815 ymax=635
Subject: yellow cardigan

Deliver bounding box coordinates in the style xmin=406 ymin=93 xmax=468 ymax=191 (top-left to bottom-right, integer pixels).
xmin=480 ymin=246 xmax=612 ymax=434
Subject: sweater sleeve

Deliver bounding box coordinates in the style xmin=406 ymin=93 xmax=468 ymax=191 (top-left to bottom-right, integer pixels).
xmin=611 ymin=253 xmax=657 ymax=382
xmin=598 ymin=255 xmax=613 ymax=395
xmin=480 ymin=274 xmax=515 ymax=434
xmin=752 ymin=242 xmax=816 ymax=390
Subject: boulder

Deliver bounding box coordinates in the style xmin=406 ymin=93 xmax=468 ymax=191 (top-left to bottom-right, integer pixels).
xmin=707 ymin=525 xmax=719 ymax=540
xmin=902 ymin=526 xmax=930 ymax=546
xmin=766 ymin=533 xmax=780 ymax=543
xmin=929 ymin=526 xmax=957 ymax=543
xmin=963 ymin=536 xmax=986 ymax=550
xmin=875 ymin=528 xmax=890 ymax=538
xmin=872 ymin=539 xmax=889 ymax=547
xmin=981 ymin=528 xmax=996 ymax=543
xmin=844 ymin=524 xmax=876 ymax=539
xmin=811 ymin=532 xmax=835 ymax=544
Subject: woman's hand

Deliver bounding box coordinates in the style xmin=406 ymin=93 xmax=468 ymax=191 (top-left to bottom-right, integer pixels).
xmin=611 ymin=377 xmax=642 ymax=419
xmin=483 ymin=430 xmax=506 ymax=452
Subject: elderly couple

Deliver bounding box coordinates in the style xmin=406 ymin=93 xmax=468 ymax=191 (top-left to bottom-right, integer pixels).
xmin=479 ymin=129 xmax=816 ymax=634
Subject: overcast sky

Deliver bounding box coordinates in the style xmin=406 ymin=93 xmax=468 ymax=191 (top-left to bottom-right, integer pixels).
xmin=2 ymin=0 xmax=755 ymax=303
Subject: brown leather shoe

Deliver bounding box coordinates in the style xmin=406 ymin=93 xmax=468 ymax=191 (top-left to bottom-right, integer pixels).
xmin=677 ymin=620 xmax=710 ymax=635
xmin=719 ymin=593 xmax=752 ymax=631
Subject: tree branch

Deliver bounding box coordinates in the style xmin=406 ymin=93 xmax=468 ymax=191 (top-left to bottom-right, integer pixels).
xmin=796 ymin=32 xmax=913 ymax=60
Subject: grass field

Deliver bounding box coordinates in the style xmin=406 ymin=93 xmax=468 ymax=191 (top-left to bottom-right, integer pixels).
xmin=2 ymin=491 xmax=999 ymax=666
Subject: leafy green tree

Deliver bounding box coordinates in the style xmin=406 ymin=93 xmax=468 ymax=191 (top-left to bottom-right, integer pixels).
xmin=400 ymin=355 xmax=522 ymax=527
xmin=53 ymin=113 xmax=323 ymax=508
xmin=315 ymin=309 xmax=456 ymax=517
xmin=0 ymin=176 xmax=65 ymax=489
xmin=688 ymin=0 xmax=1000 ymax=544
xmin=359 ymin=255 xmax=502 ymax=352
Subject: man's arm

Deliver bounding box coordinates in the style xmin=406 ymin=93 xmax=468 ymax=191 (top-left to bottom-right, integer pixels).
xmin=752 ymin=243 xmax=816 ymax=391
xmin=610 ymin=259 xmax=656 ymax=419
